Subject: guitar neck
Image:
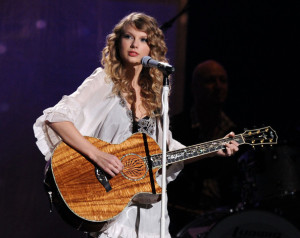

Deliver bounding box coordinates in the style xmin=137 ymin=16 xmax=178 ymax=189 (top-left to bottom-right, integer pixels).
xmin=150 ymin=134 xmax=245 ymax=168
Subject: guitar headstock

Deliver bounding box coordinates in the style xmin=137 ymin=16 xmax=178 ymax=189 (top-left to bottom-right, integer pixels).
xmin=242 ymin=126 xmax=278 ymax=147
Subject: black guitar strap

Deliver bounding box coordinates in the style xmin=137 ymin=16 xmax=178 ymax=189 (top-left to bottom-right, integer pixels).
xmin=142 ymin=133 xmax=156 ymax=194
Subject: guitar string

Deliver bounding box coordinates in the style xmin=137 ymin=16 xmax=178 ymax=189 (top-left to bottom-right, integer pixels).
xmin=150 ymin=128 xmax=274 ymax=166
xmin=151 ymin=135 xmax=244 ymax=166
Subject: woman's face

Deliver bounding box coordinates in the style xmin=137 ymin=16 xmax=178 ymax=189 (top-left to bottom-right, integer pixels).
xmin=119 ymin=24 xmax=150 ymax=67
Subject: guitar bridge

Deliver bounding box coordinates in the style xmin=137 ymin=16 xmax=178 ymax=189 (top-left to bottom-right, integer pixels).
xmin=95 ymin=167 xmax=112 ymax=192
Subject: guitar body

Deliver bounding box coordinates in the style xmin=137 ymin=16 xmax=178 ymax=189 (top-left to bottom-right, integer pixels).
xmin=45 ymin=133 xmax=162 ymax=232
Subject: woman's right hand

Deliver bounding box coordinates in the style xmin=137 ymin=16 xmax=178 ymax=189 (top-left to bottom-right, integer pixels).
xmin=90 ymin=150 xmax=124 ymax=177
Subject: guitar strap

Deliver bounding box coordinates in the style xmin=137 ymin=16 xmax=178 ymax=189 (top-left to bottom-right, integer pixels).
xmin=142 ymin=133 xmax=156 ymax=194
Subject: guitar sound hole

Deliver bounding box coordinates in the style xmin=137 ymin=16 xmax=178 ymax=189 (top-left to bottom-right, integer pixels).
xmin=121 ymin=154 xmax=148 ymax=181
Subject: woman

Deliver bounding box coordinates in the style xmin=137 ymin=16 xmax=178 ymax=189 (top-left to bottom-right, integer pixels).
xmin=33 ymin=12 xmax=239 ymax=238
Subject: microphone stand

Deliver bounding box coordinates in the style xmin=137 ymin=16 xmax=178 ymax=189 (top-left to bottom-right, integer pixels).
xmin=160 ymin=2 xmax=190 ymax=32
xmin=160 ymin=69 xmax=173 ymax=238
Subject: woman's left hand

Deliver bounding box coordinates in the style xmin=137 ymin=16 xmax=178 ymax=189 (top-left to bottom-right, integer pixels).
xmin=215 ymin=131 xmax=239 ymax=157
xmin=184 ymin=131 xmax=240 ymax=165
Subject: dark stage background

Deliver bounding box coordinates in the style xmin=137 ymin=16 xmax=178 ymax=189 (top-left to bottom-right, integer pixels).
xmin=0 ymin=0 xmax=299 ymax=237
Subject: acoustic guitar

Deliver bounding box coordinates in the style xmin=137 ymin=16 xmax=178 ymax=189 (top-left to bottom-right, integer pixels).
xmin=44 ymin=126 xmax=277 ymax=231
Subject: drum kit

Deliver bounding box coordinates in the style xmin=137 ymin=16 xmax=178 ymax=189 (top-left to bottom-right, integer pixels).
xmin=174 ymin=144 xmax=300 ymax=238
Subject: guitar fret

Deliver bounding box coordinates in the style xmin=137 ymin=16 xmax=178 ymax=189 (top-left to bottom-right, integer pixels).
xmin=149 ymin=130 xmax=278 ymax=168
xmin=151 ymin=135 xmax=245 ymax=168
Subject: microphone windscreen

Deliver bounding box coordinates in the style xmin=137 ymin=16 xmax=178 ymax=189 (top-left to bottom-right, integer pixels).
xmin=141 ymin=56 xmax=151 ymax=66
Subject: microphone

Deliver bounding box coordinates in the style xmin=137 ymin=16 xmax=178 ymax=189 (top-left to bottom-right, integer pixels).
xmin=141 ymin=56 xmax=175 ymax=74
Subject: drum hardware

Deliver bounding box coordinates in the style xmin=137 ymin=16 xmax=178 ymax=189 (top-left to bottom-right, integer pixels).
xmin=175 ymin=208 xmax=232 ymax=238
xmin=237 ymin=144 xmax=300 ymax=208
xmin=176 ymin=210 xmax=300 ymax=238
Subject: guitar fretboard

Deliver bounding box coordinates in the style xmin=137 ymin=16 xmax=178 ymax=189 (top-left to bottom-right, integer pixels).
xmin=150 ymin=135 xmax=244 ymax=168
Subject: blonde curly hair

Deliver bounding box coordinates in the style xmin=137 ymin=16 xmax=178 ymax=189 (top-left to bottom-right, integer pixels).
xmin=101 ymin=12 xmax=168 ymax=117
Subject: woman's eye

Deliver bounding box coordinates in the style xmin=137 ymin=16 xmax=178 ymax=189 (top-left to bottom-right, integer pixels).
xmin=123 ymin=34 xmax=133 ymax=39
xmin=141 ymin=38 xmax=148 ymax=42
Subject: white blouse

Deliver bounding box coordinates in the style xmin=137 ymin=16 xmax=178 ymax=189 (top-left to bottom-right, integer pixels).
xmin=33 ymin=67 xmax=184 ymax=238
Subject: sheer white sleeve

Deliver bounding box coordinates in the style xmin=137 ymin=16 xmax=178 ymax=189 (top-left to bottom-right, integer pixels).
xmin=33 ymin=67 xmax=113 ymax=161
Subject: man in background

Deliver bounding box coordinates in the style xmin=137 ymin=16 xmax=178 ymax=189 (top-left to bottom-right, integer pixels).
xmin=168 ymin=60 xmax=242 ymax=236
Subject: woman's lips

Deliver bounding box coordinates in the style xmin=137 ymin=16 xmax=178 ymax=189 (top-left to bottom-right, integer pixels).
xmin=128 ymin=51 xmax=138 ymax=56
